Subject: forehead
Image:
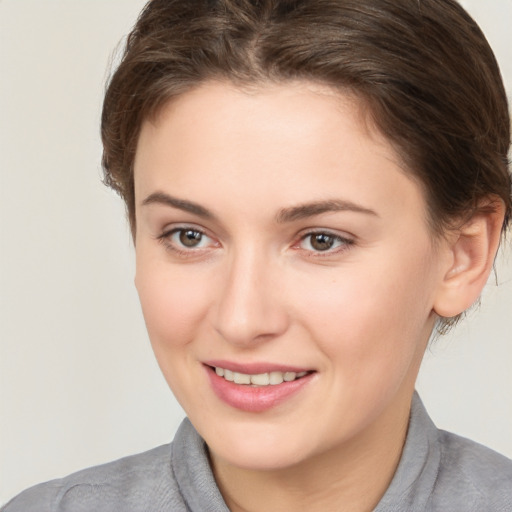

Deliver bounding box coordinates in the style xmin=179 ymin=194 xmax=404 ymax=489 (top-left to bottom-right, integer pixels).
xmin=133 ymin=80 xmax=429 ymax=230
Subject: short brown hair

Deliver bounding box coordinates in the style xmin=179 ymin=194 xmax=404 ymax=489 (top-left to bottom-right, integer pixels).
xmin=102 ymin=0 xmax=511 ymax=238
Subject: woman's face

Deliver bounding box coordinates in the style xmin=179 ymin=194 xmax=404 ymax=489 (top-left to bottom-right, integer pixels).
xmin=134 ymin=81 xmax=449 ymax=470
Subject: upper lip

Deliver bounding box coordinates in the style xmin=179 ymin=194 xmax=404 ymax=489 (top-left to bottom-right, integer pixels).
xmin=203 ymin=360 xmax=313 ymax=375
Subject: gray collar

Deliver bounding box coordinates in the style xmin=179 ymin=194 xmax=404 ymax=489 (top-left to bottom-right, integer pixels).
xmin=375 ymin=392 xmax=440 ymax=511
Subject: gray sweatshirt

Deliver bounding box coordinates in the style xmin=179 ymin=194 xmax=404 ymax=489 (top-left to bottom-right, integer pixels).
xmin=2 ymin=394 xmax=512 ymax=511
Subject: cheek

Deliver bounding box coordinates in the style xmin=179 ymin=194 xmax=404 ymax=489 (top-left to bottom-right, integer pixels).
xmin=135 ymin=257 xmax=212 ymax=349
xmin=134 ymin=255 xmax=217 ymax=409
xmin=290 ymin=245 xmax=436 ymax=373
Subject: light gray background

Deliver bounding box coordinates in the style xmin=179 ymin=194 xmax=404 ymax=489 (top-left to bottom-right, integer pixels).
xmin=1 ymin=0 xmax=511 ymax=504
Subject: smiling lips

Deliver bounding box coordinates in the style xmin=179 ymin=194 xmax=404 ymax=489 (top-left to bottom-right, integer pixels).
xmin=215 ymin=366 xmax=309 ymax=385
xmin=205 ymin=362 xmax=314 ymax=412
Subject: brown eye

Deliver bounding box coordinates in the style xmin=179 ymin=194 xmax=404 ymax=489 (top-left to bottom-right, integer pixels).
xmin=310 ymin=233 xmax=336 ymax=251
xmin=179 ymin=229 xmax=203 ymax=247
xmin=158 ymin=226 xmax=216 ymax=255
xmin=298 ymin=231 xmax=353 ymax=254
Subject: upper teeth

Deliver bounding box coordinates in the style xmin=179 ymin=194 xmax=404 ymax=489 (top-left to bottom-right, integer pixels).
xmin=215 ymin=367 xmax=308 ymax=386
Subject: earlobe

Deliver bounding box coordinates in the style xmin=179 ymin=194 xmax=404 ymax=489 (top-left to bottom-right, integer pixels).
xmin=433 ymin=200 xmax=505 ymax=319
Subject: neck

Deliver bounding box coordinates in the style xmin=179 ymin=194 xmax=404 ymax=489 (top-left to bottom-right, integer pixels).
xmin=210 ymin=390 xmax=412 ymax=512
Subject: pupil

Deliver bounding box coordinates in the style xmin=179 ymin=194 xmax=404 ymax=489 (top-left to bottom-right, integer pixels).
xmin=180 ymin=230 xmax=202 ymax=247
xmin=311 ymin=233 xmax=333 ymax=251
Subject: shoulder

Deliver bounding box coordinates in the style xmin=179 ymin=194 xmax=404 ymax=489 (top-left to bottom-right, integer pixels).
xmin=1 ymin=443 xmax=187 ymax=512
xmin=376 ymin=393 xmax=512 ymax=512
xmin=2 ymin=418 xmax=226 ymax=512
xmin=432 ymin=429 xmax=512 ymax=511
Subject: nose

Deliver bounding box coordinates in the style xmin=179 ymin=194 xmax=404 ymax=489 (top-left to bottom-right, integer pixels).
xmin=213 ymin=248 xmax=289 ymax=347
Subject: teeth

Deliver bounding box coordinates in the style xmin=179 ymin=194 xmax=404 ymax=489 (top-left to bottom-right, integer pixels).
xmin=251 ymin=373 xmax=270 ymax=386
xmin=214 ymin=367 xmax=309 ymax=386
xmin=269 ymin=371 xmax=284 ymax=385
xmin=234 ymin=372 xmax=251 ymax=385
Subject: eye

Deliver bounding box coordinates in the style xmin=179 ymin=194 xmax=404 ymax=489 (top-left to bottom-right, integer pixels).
xmin=299 ymin=231 xmax=353 ymax=253
xmin=158 ymin=226 xmax=216 ymax=252
xmin=175 ymin=228 xmax=206 ymax=248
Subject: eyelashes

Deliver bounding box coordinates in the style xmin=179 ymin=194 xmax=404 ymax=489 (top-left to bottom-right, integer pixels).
xmin=162 ymin=228 xmax=212 ymax=249
xmin=156 ymin=227 xmax=216 ymax=257
xmin=156 ymin=226 xmax=354 ymax=258
xmin=296 ymin=231 xmax=353 ymax=254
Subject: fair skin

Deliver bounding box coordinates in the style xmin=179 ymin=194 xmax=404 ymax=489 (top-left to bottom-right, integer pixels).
xmin=133 ymin=81 xmax=503 ymax=512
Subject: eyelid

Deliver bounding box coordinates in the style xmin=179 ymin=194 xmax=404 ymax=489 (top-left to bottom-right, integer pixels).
xmin=156 ymin=224 xmax=220 ymax=255
xmin=158 ymin=222 xmax=210 ymax=239
xmin=293 ymin=229 xmax=355 ymax=255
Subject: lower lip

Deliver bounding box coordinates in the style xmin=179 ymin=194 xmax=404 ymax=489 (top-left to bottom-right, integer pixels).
xmin=205 ymin=366 xmax=314 ymax=413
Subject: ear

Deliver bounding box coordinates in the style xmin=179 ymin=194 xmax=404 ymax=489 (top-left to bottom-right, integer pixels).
xmin=433 ymin=199 xmax=506 ymax=318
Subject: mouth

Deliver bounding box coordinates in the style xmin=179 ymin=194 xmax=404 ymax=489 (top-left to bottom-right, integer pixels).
xmin=210 ymin=365 xmax=311 ymax=386
xmin=204 ymin=362 xmax=315 ymax=412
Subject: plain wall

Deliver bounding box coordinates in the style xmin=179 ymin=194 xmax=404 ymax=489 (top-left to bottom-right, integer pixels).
xmin=1 ymin=0 xmax=511 ymax=504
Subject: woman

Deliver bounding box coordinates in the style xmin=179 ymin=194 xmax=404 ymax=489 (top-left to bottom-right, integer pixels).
xmin=3 ymin=0 xmax=511 ymax=510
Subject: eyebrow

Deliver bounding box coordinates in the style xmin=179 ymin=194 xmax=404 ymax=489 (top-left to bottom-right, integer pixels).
xmin=142 ymin=192 xmax=216 ymax=220
xmin=275 ymin=199 xmax=378 ymax=223
xmin=141 ymin=192 xmax=378 ymax=223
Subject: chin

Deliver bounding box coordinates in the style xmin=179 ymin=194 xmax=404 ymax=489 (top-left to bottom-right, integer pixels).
xmin=211 ymin=441 xmax=307 ymax=472
xmin=200 ymin=416 xmax=319 ymax=471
